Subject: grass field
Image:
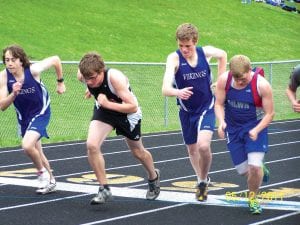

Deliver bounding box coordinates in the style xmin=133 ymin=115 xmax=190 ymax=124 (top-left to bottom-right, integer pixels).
xmin=0 ymin=1 xmax=299 ymax=147
xmin=0 ymin=0 xmax=299 ymax=61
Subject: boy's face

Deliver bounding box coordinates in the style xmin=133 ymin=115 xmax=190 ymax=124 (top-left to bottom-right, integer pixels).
xmin=177 ymin=39 xmax=196 ymax=59
xmin=233 ymin=71 xmax=251 ymax=89
xmin=84 ymin=71 xmax=104 ymax=88
xmin=4 ymin=51 xmax=23 ymax=74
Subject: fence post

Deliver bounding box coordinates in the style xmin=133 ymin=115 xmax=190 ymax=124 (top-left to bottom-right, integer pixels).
xmin=269 ymin=63 xmax=273 ymax=85
xmin=164 ymin=96 xmax=168 ymax=127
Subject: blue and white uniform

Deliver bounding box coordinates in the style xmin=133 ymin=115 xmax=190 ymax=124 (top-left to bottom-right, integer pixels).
xmin=6 ymin=68 xmax=51 ymax=138
xmin=225 ymin=74 xmax=268 ymax=166
xmin=174 ymin=47 xmax=215 ymax=145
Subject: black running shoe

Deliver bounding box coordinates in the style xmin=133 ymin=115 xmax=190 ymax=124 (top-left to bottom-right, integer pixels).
xmin=196 ymin=181 xmax=209 ymax=202
xmin=146 ymin=169 xmax=160 ymax=200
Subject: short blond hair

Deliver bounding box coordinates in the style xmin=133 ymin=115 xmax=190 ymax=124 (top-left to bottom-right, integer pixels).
xmin=176 ymin=23 xmax=199 ymax=43
xmin=229 ymin=55 xmax=251 ymax=78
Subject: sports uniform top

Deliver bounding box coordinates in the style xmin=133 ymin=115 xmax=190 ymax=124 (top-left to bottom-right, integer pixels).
xmin=87 ymin=68 xmax=139 ymax=115
xmin=6 ymin=68 xmax=50 ymax=127
xmin=174 ymin=47 xmax=213 ymax=114
xmin=288 ymin=64 xmax=300 ymax=92
xmin=87 ymin=69 xmax=142 ymax=133
xmin=225 ymin=73 xmax=264 ymax=128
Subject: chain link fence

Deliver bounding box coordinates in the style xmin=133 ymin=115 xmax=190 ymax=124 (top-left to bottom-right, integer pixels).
xmin=1 ymin=60 xmax=299 ymax=147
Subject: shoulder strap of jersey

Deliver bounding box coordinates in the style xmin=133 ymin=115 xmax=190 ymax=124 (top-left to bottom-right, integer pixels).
xmin=226 ymin=67 xmax=264 ymax=107
xmin=250 ymin=68 xmax=263 ymax=107
xmin=225 ymin=71 xmax=232 ymax=92
xmin=252 ymin=67 xmax=265 ymax=77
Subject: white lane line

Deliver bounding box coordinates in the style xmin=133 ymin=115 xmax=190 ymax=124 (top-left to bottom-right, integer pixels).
xmin=129 ymin=156 xmax=300 ymax=188
xmin=233 ymin=178 xmax=300 ymax=194
xmin=0 ymin=177 xmax=299 ymax=212
xmin=1 ymin=119 xmax=299 ymax=153
xmin=0 ymin=193 xmax=91 ymax=212
xmin=79 ymin=203 xmax=188 ymax=225
xmin=1 ymin=138 xmax=299 ymax=169
xmin=248 ymin=211 xmax=300 ymax=225
xmin=1 ymin=150 xmax=299 ymax=187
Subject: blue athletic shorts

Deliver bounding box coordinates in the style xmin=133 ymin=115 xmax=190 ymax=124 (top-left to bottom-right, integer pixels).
xmin=226 ymin=126 xmax=268 ymax=166
xmin=20 ymin=112 xmax=50 ymax=139
xmin=179 ymin=107 xmax=215 ymax=145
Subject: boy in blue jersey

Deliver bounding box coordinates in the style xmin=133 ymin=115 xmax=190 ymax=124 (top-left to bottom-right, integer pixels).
xmin=77 ymin=52 xmax=160 ymax=204
xmin=162 ymin=23 xmax=227 ymax=201
xmin=286 ymin=64 xmax=300 ymax=112
xmin=0 ymin=45 xmax=66 ymax=194
xmin=215 ymin=55 xmax=274 ymax=214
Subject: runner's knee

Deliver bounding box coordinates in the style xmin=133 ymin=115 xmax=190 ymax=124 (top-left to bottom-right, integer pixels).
xmin=248 ymin=164 xmax=261 ymax=177
xmin=21 ymin=140 xmax=35 ymax=153
xmin=86 ymin=141 xmax=101 ymax=154
xmin=198 ymin=142 xmax=211 ymax=153
xmin=131 ymin=148 xmax=146 ymax=160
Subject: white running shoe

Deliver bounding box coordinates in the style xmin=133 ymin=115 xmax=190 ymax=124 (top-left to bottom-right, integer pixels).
xmin=37 ymin=169 xmax=51 ymax=189
xmin=36 ymin=181 xmax=57 ymax=195
xmin=90 ymin=186 xmax=113 ymax=205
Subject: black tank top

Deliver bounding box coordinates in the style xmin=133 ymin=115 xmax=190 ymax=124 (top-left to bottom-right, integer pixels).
xmin=88 ymin=69 xmax=126 ymax=116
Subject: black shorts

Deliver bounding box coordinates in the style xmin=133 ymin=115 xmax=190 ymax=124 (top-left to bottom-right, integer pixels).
xmin=92 ymin=107 xmax=142 ymax=141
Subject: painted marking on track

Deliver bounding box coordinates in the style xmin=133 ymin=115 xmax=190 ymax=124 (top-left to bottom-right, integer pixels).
xmin=0 ymin=177 xmax=299 ymax=211
xmin=67 ymin=173 xmax=144 ymax=185
xmin=0 ymin=168 xmax=36 ymax=177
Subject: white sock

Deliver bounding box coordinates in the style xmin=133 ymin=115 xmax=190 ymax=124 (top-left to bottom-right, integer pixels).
xmin=198 ymin=177 xmax=209 ymax=184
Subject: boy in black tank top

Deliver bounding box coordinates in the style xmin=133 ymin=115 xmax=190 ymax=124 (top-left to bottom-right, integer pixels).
xmin=286 ymin=64 xmax=300 ymax=112
xmin=77 ymin=52 xmax=160 ymax=204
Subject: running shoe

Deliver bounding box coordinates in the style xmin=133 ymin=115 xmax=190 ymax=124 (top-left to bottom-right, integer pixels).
xmin=36 ymin=181 xmax=56 ymax=194
xmin=194 ymin=176 xmax=211 ymax=188
xmin=195 ymin=177 xmax=210 ymax=201
xmin=248 ymin=198 xmax=262 ymax=215
xmin=196 ymin=182 xmax=208 ymax=201
xmin=262 ymin=163 xmax=270 ymax=183
xmin=146 ymin=169 xmax=160 ymax=200
xmin=90 ymin=186 xmax=113 ymax=205
xmin=206 ymin=176 xmax=211 ymax=185
xmin=37 ymin=169 xmax=50 ymax=189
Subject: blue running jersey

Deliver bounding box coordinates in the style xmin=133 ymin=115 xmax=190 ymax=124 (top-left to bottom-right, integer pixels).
xmin=6 ymin=68 xmax=51 ymax=131
xmin=174 ymin=47 xmax=214 ymax=114
xmin=225 ymin=74 xmax=268 ymax=165
xmin=225 ymin=74 xmax=264 ymax=128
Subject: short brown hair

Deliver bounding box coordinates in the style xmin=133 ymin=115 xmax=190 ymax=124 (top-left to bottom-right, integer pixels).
xmin=2 ymin=44 xmax=31 ymax=68
xmin=229 ymin=55 xmax=251 ymax=78
xmin=176 ymin=23 xmax=199 ymax=43
xmin=78 ymin=52 xmax=105 ymax=78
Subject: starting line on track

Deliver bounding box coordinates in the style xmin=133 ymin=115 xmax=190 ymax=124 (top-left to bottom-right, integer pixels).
xmin=1 ymin=177 xmax=299 ymax=212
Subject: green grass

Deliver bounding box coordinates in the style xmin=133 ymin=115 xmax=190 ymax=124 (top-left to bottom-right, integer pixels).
xmin=0 ymin=0 xmax=299 ymax=147
xmin=0 ymin=0 xmax=299 ymax=61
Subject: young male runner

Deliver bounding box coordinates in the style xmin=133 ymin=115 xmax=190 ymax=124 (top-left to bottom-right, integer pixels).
xmin=77 ymin=52 xmax=160 ymax=204
xmin=286 ymin=64 xmax=300 ymax=112
xmin=215 ymin=55 xmax=274 ymax=214
xmin=162 ymin=23 xmax=227 ymax=201
xmin=0 ymin=44 xmax=66 ymax=194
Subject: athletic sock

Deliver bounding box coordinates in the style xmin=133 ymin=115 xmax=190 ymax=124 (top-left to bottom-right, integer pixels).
xmin=103 ymin=184 xmax=110 ymax=190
